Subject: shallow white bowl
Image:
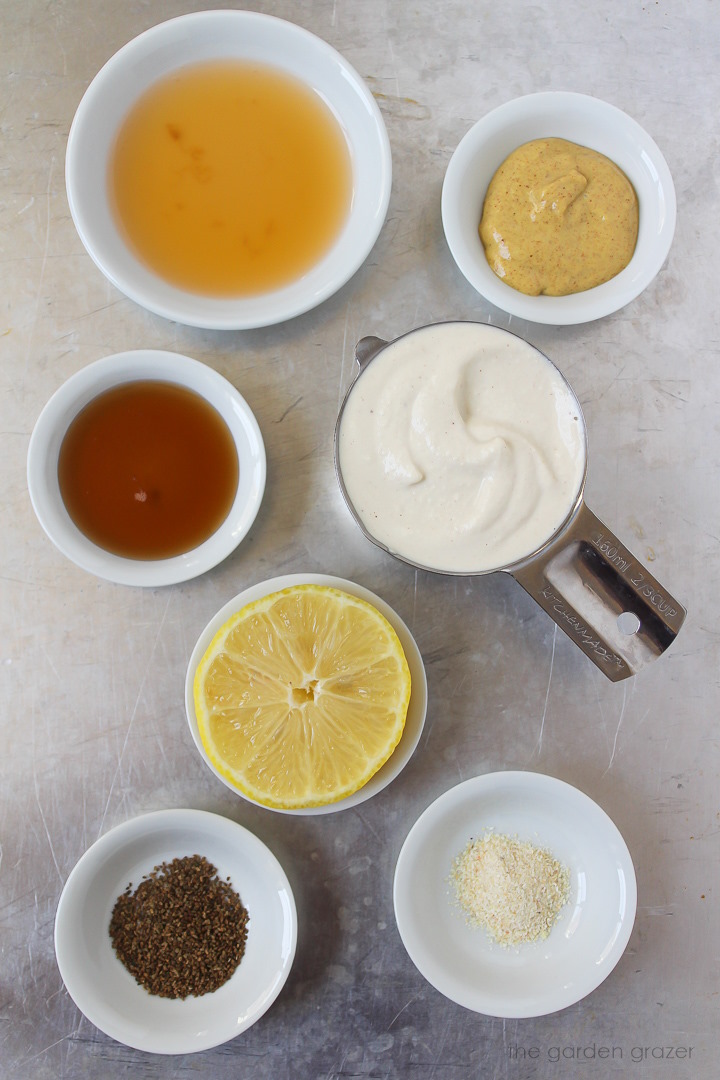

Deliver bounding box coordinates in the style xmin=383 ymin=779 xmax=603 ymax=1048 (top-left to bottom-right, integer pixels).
xmin=54 ymin=809 xmax=297 ymax=1054
xmin=185 ymin=573 xmax=427 ymax=815
xmin=393 ymin=771 xmax=637 ymax=1017
xmin=27 ymin=350 xmax=266 ymax=586
xmin=442 ymin=92 xmax=676 ymax=324
xmin=65 ymin=10 xmax=391 ymax=330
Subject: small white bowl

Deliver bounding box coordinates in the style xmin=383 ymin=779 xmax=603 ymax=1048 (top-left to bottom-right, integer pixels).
xmin=441 ymin=92 xmax=676 ymax=324
xmin=393 ymin=771 xmax=637 ymax=1017
xmin=66 ymin=10 xmax=391 ymax=329
xmin=185 ymin=574 xmax=428 ymax=815
xmin=27 ymin=350 xmax=266 ymax=586
xmin=54 ymin=809 xmax=297 ymax=1054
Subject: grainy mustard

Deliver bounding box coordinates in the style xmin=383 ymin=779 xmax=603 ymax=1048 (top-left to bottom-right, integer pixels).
xmin=479 ymin=137 xmax=638 ymax=296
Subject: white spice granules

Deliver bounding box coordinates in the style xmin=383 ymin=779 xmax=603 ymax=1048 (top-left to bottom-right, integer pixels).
xmin=450 ymin=831 xmax=570 ymax=947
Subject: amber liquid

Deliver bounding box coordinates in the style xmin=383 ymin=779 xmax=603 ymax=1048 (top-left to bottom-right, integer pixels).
xmin=110 ymin=60 xmax=353 ymax=296
xmin=58 ymin=381 xmax=239 ymax=560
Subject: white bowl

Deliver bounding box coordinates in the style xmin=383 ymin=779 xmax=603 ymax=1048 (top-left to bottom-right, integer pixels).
xmin=27 ymin=350 xmax=266 ymax=586
xmin=393 ymin=771 xmax=637 ymax=1017
xmin=65 ymin=10 xmax=392 ymax=329
xmin=185 ymin=574 xmax=427 ymax=815
xmin=54 ymin=809 xmax=297 ymax=1054
xmin=441 ymin=92 xmax=676 ymax=324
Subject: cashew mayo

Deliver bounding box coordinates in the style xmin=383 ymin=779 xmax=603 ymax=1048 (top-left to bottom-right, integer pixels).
xmin=337 ymin=323 xmax=586 ymax=573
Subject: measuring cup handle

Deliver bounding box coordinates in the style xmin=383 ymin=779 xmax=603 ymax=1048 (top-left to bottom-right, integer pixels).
xmin=510 ymin=503 xmax=686 ymax=681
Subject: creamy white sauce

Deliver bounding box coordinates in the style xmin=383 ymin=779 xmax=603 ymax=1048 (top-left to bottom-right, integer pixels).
xmin=337 ymin=323 xmax=586 ymax=573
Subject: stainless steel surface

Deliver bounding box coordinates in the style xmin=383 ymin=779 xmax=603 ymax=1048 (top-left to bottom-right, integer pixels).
xmin=335 ymin=330 xmax=686 ymax=680
xmin=2 ymin=1 xmax=718 ymax=1078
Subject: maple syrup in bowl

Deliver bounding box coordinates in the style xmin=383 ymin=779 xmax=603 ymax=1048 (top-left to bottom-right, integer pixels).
xmin=27 ymin=351 xmax=266 ymax=586
xmin=65 ymin=11 xmax=392 ymax=329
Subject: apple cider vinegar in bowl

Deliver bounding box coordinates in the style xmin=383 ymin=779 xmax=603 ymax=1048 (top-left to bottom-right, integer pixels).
xmin=65 ymin=11 xmax=392 ymax=329
xmin=110 ymin=60 xmax=353 ymax=297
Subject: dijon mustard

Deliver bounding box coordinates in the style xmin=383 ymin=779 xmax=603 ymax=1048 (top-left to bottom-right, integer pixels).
xmin=479 ymin=138 xmax=639 ymax=296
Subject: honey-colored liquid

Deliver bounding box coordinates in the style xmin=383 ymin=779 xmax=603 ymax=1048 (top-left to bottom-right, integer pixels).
xmin=58 ymin=381 xmax=239 ymax=560
xmin=110 ymin=60 xmax=353 ymax=296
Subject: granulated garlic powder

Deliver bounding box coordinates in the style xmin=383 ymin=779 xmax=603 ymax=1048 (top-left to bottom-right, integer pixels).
xmin=450 ymin=831 xmax=570 ymax=946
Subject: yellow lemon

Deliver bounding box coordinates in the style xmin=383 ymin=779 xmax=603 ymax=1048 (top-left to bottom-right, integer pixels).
xmin=193 ymin=584 xmax=412 ymax=809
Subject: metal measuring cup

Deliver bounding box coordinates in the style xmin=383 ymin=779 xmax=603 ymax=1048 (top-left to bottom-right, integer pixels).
xmin=333 ymin=323 xmax=685 ymax=682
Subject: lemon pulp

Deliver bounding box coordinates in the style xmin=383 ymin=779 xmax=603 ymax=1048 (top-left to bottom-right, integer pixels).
xmin=193 ymin=585 xmax=412 ymax=809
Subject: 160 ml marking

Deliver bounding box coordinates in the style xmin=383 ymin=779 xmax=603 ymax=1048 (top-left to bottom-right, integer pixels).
xmin=592 ymin=534 xmax=631 ymax=573
xmin=591 ymin=532 xmax=679 ymax=620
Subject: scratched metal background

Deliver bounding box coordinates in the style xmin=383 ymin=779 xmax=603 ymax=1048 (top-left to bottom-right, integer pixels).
xmin=1 ymin=1 xmax=718 ymax=1077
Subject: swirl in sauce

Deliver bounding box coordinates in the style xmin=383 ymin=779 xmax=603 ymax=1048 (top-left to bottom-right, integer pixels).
xmin=338 ymin=323 xmax=586 ymax=573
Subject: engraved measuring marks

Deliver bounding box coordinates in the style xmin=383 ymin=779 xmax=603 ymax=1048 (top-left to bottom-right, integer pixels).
xmin=590 ymin=530 xmax=682 ymax=624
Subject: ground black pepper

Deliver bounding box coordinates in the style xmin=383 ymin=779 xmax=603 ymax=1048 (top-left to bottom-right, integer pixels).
xmin=109 ymin=854 xmax=249 ymax=999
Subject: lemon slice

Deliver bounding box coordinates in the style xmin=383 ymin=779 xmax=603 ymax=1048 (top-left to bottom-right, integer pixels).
xmin=194 ymin=584 xmax=412 ymax=809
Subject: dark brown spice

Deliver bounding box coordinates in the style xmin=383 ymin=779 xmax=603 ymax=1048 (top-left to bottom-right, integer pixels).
xmin=109 ymin=854 xmax=249 ymax=999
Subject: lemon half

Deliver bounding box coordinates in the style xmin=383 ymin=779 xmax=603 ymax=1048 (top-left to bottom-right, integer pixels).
xmin=193 ymin=585 xmax=412 ymax=809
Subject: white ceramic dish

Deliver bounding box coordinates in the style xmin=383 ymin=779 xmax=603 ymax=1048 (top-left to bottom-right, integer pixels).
xmin=441 ymin=92 xmax=676 ymax=324
xmin=27 ymin=350 xmax=266 ymax=586
xmin=393 ymin=771 xmax=637 ymax=1017
xmin=185 ymin=574 xmax=427 ymax=815
xmin=54 ymin=809 xmax=297 ymax=1054
xmin=65 ymin=10 xmax=392 ymax=329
